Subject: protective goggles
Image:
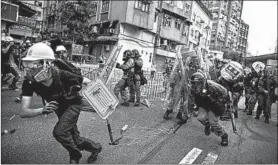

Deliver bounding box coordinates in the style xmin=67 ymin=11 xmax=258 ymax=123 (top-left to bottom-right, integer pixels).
xmin=22 ymin=61 xmax=43 ymax=69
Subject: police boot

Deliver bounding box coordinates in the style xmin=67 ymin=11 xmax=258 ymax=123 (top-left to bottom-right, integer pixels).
xmin=176 ymin=112 xmax=182 ymax=120
xmin=221 ymin=133 xmax=228 ymax=146
xmin=264 ymin=117 xmax=270 ymax=124
xmin=204 ymin=125 xmax=211 ymax=136
xmin=70 ymin=158 xmax=80 ymax=164
xmin=69 ymin=153 xmax=82 ymax=164
xmin=163 ymin=110 xmax=172 ymax=120
xmin=177 ymin=113 xmax=188 ymax=125
xmin=87 ymin=146 xmax=102 ymax=164
xmin=247 ymin=111 xmax=252 ymax=115
xmin=121 ymin=102 xmax=129 ymax=106
xmin=234 ymin=111 xmax=238 ymax=118
xmin=254 ymin=115 xmax=260 ymax=119
xmin=134 ymin=100 xmax=140 ymax=106
xmin=128 ymin=99 xmax=135 ymax=103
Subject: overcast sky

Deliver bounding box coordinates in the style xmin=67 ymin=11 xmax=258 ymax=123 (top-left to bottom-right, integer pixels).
xmin=241 ymin=1 xmax=277 ymax=55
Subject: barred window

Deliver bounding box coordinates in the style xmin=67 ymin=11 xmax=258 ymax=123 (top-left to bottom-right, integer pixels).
xmin=101 ymin=0 xmax=110 ymax=13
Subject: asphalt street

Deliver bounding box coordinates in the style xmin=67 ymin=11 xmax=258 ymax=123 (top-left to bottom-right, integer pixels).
xmin=1 ymin=89 xmax=277 ymax=164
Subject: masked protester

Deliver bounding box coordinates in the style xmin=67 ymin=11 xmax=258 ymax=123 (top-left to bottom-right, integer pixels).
xmin=56 ymin=45 xmax=68 ymax=60
xmin=128 ymin=49 xmax=143 ymax=106
xmin=1 ymin=36 xmax=21 ymax=90
xmin=19 ymin=43 xmax=102 ymax=164
xmin=114 ymin=50 xmax=135 ymax=106
xmin=191 ymin=72 xmax=229 ymax=146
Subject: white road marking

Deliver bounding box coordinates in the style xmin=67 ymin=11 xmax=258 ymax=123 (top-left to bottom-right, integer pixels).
xmin=179 ymin=147 xmax=203 ymax=164
xmin=201 ymin=152 xmax=218 ymax=164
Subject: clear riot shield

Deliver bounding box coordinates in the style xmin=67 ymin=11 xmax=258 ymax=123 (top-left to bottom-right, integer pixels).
xmin=100 ymin=45 xmax=123 ymax=84
xmin=163 ymin=45 xmax=199 ymax=112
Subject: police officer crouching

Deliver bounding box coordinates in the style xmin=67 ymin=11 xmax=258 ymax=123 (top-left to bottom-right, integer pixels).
xmin=190 ymin=72 xmax=229 ymax=146
xmin=19 ymin=43 xmax=102 ymax=164
xmin=129 ymin=49 xmax=143 ymax=106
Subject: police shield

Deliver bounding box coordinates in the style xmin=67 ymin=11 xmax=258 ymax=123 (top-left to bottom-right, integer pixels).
xmin=163 ymin=46 xmax=199 ymax=111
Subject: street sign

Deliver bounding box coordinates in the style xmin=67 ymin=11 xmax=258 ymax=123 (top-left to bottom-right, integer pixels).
xmin=72 ymin=44 xmax=84 ymax=54
xmin=82 ymin=78 xmax=119 ymax=119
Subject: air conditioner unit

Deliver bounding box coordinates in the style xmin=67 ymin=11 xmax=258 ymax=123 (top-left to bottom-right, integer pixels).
xmin=104 ymin=45 xmax=110 ymax=51
xmin=109 ymin=28 xmax=115 ymax=33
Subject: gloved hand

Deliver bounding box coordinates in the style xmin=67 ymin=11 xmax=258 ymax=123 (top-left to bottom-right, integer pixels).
xmin=42 ymin=101 xmax=58 ymax=115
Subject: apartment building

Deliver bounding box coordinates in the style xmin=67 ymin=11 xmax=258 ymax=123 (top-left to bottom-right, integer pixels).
xmin=237 ymin=19 xmax=249 ymax=55
xmin=188 ymin=0 xmax=212 ymax=56
xmin=9 ymin=0 xmax=44 ymax=42
xmin=1 ymin=0 xmax=36 ymax=42
xmin=202 ymin=0 xmax=244 ymax=52
xmin=42 ymin=0 xmax=192 ymax=70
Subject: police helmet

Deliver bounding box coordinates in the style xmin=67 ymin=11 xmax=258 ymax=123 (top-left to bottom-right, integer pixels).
xmin=123 ymin=50 xmax=134 ymax=59
xmin=132 ymin=49 xmax=141 ymax=57
xmin=191 ymin=72 xmax=206 ymax=83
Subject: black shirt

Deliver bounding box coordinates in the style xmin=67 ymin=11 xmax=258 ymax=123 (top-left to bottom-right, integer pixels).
xmin=22 ymin=68 xmax=83 ymax=107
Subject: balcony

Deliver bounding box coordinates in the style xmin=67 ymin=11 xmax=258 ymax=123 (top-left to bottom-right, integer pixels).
xmin=161 ymin=2 xmax=188 ymax=20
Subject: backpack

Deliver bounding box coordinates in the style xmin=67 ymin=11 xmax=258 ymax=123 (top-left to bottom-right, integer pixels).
xmin=53 ymin=58 xmax=82 ymax=83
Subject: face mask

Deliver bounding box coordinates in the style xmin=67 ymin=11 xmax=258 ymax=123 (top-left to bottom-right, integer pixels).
xmin=34 ymin=68 xmax=51 ymax=82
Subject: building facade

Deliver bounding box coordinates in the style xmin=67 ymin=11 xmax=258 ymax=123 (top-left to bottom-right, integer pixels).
xmin=202 ymin=0 xmax=244 ymax=52
xmin=188 ymin=0 xmax=212 ymax=56
xmin=9 ymin=0 xmax=44 ymax=42
xmin=42 ymin=0 xmax=192 ymax=71
xmin=1 ymin=0 xmax=36 ymax=42
xmin=237 ymin=19 xmax=249 ymax=55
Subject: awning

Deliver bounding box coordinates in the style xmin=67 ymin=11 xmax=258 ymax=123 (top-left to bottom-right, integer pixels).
xmin=84 ymin=35 xmax=119 ymax=44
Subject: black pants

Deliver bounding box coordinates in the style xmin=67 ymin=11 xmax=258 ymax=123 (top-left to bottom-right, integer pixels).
xmin=53 ymin=103 xmax=101 ymax=160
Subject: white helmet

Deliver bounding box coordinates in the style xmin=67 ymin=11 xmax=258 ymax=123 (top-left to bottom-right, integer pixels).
xmin=56 ymin=45 xmax=67 ymax=52
xmin=2 ymin=36 xmax=14 ymax=42
xmin=252 ymin=61 xmax=265 ymax=74
xmin=22 ymin=42 xmax=55 ymax=61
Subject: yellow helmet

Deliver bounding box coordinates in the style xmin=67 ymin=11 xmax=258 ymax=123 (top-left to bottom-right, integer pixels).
xmin=22 ymin=42 xmax=55 ymax=61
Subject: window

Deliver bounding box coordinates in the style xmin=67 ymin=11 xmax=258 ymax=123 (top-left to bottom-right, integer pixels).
xmin=101 ymin=0 xmax=110 ymax=13
xmin=175 ymin=19 xmax=181 ymax=30
xmin=154 ymin=12 xmax=158 ymax=22
xmin=134 ymin=0 xmax=150 ymax=12
xmin=163 ymin=14 xmax=171 ymax=27
xmin=90 ymin=2 xmax=98 ymax=16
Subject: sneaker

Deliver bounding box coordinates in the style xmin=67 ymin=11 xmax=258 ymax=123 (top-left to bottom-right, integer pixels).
xmin=9 ymin=85 xmax=19 ymax=91
xmin=87 ymin=147 xmax=102 ymax=164
xmin=176 ymin=112 xmax=182 ymax=120
xmin=221 ymin=133 xmax=228 ymax=146
xmin=205 ymin=125 xmax=210 ymax=136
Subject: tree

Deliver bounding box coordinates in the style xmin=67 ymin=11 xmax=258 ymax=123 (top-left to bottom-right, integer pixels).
xmin=58 ymin=0 xmax=97 ymax=43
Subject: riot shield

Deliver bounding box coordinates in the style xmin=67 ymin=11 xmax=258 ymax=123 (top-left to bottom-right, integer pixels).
xmin=100 ymin=45 xmax=123 ymax=84
xmin=163 ymin=46 xmax=199 ymax=112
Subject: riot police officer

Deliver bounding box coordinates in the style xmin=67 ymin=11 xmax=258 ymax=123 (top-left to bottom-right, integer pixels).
xmin=114 ymin=50 xmax=135 ymax=106
xmin=129 ymin=49 xmax=143 ymax=106
xmin=191 ymin=72 xmax=229 ymax=146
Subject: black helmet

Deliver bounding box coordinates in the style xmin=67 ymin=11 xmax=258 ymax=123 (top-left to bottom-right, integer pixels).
xmin=190 ymin=72 xmax=207 ymax=94
xmin=123 ymin=50 xmax=134 ymax=59
xmin=132 ymin=49 xmax=141 ymax=57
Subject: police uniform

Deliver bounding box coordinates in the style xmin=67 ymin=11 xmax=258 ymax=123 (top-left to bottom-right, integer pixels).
xmin=163 ymin=69 xmax=188 ymax=124
xmin=191 ymin=72 xmax=229 ymax=146
xmin=114 ymin=50 xmax=135 ymax=106
xmin=129 ymin=51 xmax=143 ymax=106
